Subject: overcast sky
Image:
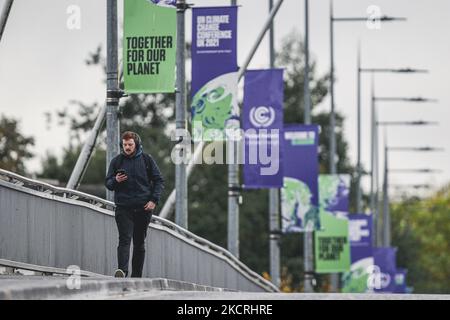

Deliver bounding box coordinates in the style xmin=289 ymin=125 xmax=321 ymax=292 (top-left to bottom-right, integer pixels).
xmin=1 ymin=0 xmax=449 ymax=198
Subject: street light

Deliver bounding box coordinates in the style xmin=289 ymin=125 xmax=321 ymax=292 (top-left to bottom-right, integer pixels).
xmin=391 ymin=184 xmax=432 ymax=189
xmin=376 ymin=121 xmax=438 ymax=126
xmin=374 ymin=97 xmax=438 ymax=102
xmin=388 ymin=146 xmax=444 ymax=152
xmin=390 ymin=169 xmax=442 ymax=173
xmin=330 ymin=0 xmax=406 ymax=176
xmin=370 ymin=93 xmax=437 ymax=246
xmin=360 ymin=68 xmax=428 ymax=73
xmin=382 ymin=144 xmax=443 ymax=247
xmin=355 ymin=57 xmax=428 ymax=213
xmin=329 ymin=0 xmax=405 ymax=293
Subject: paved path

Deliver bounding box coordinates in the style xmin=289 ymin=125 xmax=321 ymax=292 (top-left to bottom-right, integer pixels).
xmin=1 ymin=276 xmax=449 ymax=300
xmin=111 ymin=290 xmax=450 ymax=300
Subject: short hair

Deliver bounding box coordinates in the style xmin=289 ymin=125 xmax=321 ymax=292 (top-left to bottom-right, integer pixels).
xmin=122 ymin=131 xmax=138 ymax=144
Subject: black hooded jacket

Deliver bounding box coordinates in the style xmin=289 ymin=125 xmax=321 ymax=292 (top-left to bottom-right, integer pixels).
xmin=105 ymin=145 xmax=164 ymax=209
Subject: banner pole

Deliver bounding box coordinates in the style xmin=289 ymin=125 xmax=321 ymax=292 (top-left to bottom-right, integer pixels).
xmin=303 ymin=0 xmax=315 ymax=294
xmin=175 ymin=0 xmax=188 ymax=228
xmin=227 ymin=0 xmax=239 ymax=258
xmin=105 ymin=0 xmax=121 ymax=202
xmin=268 ymin=0 xmax=281 ymax=288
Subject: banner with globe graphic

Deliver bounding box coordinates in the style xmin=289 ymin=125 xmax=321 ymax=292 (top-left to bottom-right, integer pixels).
xmin=342 ymin=214 xmax=374 ymax=293
xmin=242 ymin=69 xmax=284 ymax=188
xmin=281 ymin=125 xmax=320 ymax=232
xmin=393 ymin=268 xmax=408 ymax=293
xmin=314 ymin=175 xmax=351 ymax=273
xmin=191 ymin=6 xmax=239 ymax=141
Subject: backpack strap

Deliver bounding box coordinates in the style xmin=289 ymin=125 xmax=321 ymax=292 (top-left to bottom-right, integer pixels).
xmin=142 ymin=153 xmax=153 ymax=182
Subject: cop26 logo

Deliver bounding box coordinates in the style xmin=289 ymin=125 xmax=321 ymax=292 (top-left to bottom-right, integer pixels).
xmin=249 ymin=106 xmax=276 ymax=128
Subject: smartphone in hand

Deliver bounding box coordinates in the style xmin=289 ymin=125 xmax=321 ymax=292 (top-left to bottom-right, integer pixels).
xmin=115 ymin=169 xmax=128 ymax=183
xmin=116 ymin=169 xmax=127 ymax=176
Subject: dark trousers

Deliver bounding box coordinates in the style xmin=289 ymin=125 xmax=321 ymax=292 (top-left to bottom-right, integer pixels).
xmin=114 ymin=206 xmax=152 ymax=277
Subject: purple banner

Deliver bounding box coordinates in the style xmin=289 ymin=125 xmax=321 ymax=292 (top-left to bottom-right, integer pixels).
xmin=281 ymin=125 xmax=320 ymax=232
xmin=191 ymin=6 xmax=239 ymax=141
xmin=323 ymin=175 xmax=350 ymax=214
xmin=373 ymin=247 xmax=397 ymax=293
xmin=191 ymin=6 xmax=237 ymax=93
xmin=318 ymin=174 xmax=351 ymax=218
xmin=349 ymin=214 xmax=373 ymax=262
xmin=394 ymin=268 xmax=408 ymax=294
xmin=341 ymin=214 xmax=374 ymax=293
xmin=242 ymin=69 xmax=284 ymax=189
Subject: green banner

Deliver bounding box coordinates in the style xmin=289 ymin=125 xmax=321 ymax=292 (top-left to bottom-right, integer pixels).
xmin=315 ymin=211 xmax=351 ymax=273
xmin=123 ymin=0 xmax=177 ymax=94
xmin=314 ymin=175 xmax=351 ymax=273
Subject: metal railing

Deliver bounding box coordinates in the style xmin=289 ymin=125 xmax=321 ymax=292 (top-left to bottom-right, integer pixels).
xmin=0 ymin=169 xmax=278 ymax=292
xmin=0 ymin=258 xmax=108 ymax=278
xmin=0 ymin=169 xmax=115 ymax=211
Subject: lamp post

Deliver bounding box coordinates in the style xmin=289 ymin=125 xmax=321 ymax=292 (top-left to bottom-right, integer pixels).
xmin=390 ymin=169 xmax=442 ymax=173
xmin=330 ymin=0 xmax=405 ymax=175
xmin=268 ymin=0 xmax=281 ymax=289
xmin=329 ymin=0 xmax=405 ymax=292
xmin=355 ymin=61 xmax=427 ymax=214
xmin=387 ymin=146 xmax=444 ymax=151
xmin=106 ymin=0 xmax=121 ymax=202
xmin=370 ymin=94 xmax=437 ymax=246
xmin=175 ymin=0 xmax=188 ymax=228
xmin=304 ymin=0 xmax=311 ymax=123
xmin=391 ymin=184 xmax=432 ymax=190
xmin=376 ymin=121 xmax=438 ymax=126
xmin=302 ymin=0 xmax=316 ymax=294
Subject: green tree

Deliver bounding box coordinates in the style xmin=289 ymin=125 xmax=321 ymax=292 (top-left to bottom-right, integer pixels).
xmin=0 ymin=115 xmax=35 ymax=175
xmin=391 ymin=184 xmax=450 ymax=293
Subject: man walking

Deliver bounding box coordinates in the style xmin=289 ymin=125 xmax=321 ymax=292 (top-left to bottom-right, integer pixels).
xmin=105 ymin=131 xmax=164 ymax=278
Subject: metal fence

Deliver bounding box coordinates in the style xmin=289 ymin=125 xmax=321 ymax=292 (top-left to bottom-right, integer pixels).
xmin=0 ymin=169 xmax=278 ymax=292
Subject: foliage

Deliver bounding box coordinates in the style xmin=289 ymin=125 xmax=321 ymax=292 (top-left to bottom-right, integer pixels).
xmin=391 ymin=184 xmax=450 ymax=293
xmin=0 ymin=115 xmax=35 ymax=175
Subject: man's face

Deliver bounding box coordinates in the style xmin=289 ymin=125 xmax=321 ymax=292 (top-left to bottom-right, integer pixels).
xmin=123 ymin=139 xmax=136 ymax=156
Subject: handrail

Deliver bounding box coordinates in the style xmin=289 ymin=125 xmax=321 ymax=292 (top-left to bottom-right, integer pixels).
xmin=0 ymin=169 xmax=115 ymax=210
xmin=0 ymin=169 xmax=279 ymax=292
xmin=0 ymin=258 xmax=109 ymax=278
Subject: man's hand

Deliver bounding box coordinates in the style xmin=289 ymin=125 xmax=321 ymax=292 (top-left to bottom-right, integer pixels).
xmin=144 ymin=201 xmax=156 ymax=211
xmin=115 ymin=173 xmax=128 ymax=183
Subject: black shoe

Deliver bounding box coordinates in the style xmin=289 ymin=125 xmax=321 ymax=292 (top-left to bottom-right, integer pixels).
xmin=114 ymin=269 xmax=126 ymax=278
